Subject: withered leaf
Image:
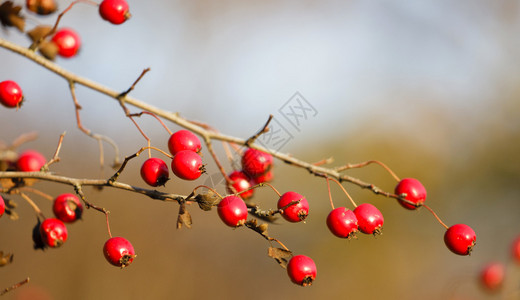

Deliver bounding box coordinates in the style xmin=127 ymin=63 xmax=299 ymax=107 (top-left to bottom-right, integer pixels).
xmin=268 ymin=247 xmax=292 ymax=269
xmin=195 ymin=190 xmax=220 ymax=211
xmin=0 ymin=1 xmax=25 ymax=32
xmin=0 ymin=251 xmax=14 ymax=267
xmin=176 ymin=203 xmax=192 ymax=229
xmin=32 ymin=218 xmax=46 ymax=250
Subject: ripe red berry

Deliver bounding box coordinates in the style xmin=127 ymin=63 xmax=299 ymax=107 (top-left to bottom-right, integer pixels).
xmin=394 ymin=178 xmax=426 ymax=210
xmin=444 ymin=224 xmax=476 ymax=255
xmin=0 ymin=195 xmax=5 ymax=217
xmin=217 ymin=195 xmax=248 ymax=227
xmin=241 ymin=148 xmax=273 ymax=178
xmin=353 ymin=203 xmax=384 ymax=235
xmin=26 ymin=0 xmax=57 ymax=15
xmin=227 ymin=171 xmax=254 ymax=199
xmin=39 ymin=218 xmax=68 ymax=248
xmin=0 ymin=80 xmax=24 ymax=108
xmin=51 ymin=28 xmax=81 ymax=58
xmin=326 ymin=207 xmax=358 ymax=239
xmin=140 ymin=158 xmax=169 ymax=187
xmin=99 ymin=0 xmax=131 ymax=25
xmin=53 ymin=193 xmax=83 ymax=223
xmin=167 ymin=130 xmax=202 ymax=155
xmin=277 ymin=191 xmax=309 ymax=223
xmin=16 ymin=150 xmax=46 ymax=172
xmin=287 ymin=255 xmax=317 ymax=287
xmin=479 ymin=262 xmax=505 ymax=292
xmin=171 ymin=150 xmax=204 ymax=180
xmin=252 ymin=170 xmax=273 ymax=184
xmin=103 ymin=237 xmax=136 ymax=267
xmin=512 ymin=235 xmax=520 ymax=263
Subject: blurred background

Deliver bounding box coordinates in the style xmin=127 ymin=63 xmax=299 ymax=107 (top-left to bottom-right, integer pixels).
xmin=1 ymin=0 xmax=520 ymax=299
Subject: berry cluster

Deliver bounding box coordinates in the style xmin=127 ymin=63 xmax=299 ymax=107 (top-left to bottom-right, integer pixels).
xmin=140 ymin=129 xmax=205 ymax=186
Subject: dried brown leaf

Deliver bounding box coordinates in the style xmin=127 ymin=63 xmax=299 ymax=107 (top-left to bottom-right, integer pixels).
xmin=0 ymin=252 xmax=14 ymax=267
xmin=268 ymin=247 xmax=292 ymax=269
xmin=177 ymin=203 xmax=192 ymax=229
xmin=0 ymin=1 xmax=25 ymax=32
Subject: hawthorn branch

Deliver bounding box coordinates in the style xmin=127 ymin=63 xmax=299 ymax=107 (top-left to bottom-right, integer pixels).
xmin=0 ymin=172 xmax=185 ymax=203
xmin=0 ymin=37 xmax=403 ymax=200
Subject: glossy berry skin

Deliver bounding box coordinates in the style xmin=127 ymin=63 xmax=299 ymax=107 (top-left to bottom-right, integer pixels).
xmin=287 ymin=255 xmax=317 ymax=287
xmin=39 ymin=218 xmax=68 ymax=248
xmin=480 ymin=262 xmax=505 ymax=292
xmin=353 ymin=203 xmax=384 ymax=235
xmin=444 ymin=224 xmax=476 ymax=255
xmin=53 ymin=193 xmax=83 ymax=223
xmin=0 ymin=195 xmax=5 ymax=217
xmin=167 ymin=130 xmax=202 ymax=155
xmin=140 ymin=158 xmax=169 ymax=187
xmin=0 ymin=80 xmax=23 ymax=108
xmin=217 ymin=195 xmax=248 ymax=227
xmin=512 ymin=235 xmax=520 ymax=263
xmin=252 ymin=170 xmax=273 ymax=184
xmin=227 ymin=171 xmax=254 ymax=199
xmin=103 ymin=237 xmax=136 ymax=267
xmin=277 ymin=191 xmax=309 ymax=223
xmin=326 ymin=207 xmax=358 ymax=239
xmin=51 ymin=28 xmax=81 ymax=58
xmin=16 ymin=150 xmax=46 ymax=172
xmin=99 ymin=0 xmax=131 ymax=25
xmin=241 ymin=148 xmax=273 ymax=178
xmin=26 ymin=0 xmax=57 ymax=15
xmin=395 ymin=178 xmax=427 ymax=210
xmin=171 ymin=150 xmax=204 ymax=180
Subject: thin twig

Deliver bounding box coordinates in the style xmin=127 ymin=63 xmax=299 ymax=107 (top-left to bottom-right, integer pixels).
xmin=0 ymin=277 xmax=30 ymax=296
xmin=42 ymin=132 xmax=66 ymax=170
xmin=245 ymin=114 xmax=273 ymax=147
xmin=334 ymin=160 xmax=401 ymax=182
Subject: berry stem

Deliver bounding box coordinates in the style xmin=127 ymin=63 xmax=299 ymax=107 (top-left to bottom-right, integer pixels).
xmin=327 ymin=177 xmax=358 ymax=208
xmin=422 ymin=204 xmax=449 ymax=229
xmin=189 ymin=185 xmax=223 ymax=200
xmin=326 ymin=177 xmax=335 ymax=210
xmin=256 ymin=182 xmax=282 ymax=197
xmin=335 ymin=160 xmax=401 ymax=182
xmin=105 ymin=211 xmax=113 ymax=238
xmin=19 ymin=192 xmax=45 ymax=220
xmin=128 ymin=111 xmax=172 ymax=135
xmin=18 ymin=187 xmax=54 ymax=201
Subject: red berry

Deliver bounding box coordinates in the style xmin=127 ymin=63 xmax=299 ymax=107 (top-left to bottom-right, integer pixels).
xmin=0 ymin=195 xmax=5 ymax=217
xmin=16 ymin=150 xmax=46 ymax=172
xmin=394 ymin=178 xmax=427 ymax=210
xmin=167 ymin=130 xmax=202 ymax=155
xmin=479 ymin=262 xmax=505 ymax=292
xmin=353 ymin=203 xmax=384 ymax=235
xmin=227 ymin=171 xmax=254 ymax=199
xmin=39 ymin=218 xmax=68 ymax=248
xmin=103 ymin=237 xmax=136 ymax=267
xmin=253 ymin=170 xmax=273 ymax=184
xmin=171 ymin=150 xmax=204 ymax=180
xmin=140 ymin=158 xmax=169 ymax=187
xmin=99 ymin=0 xmax=131 ymax=25
xmin=53 ymin=193 xmax=83 ymax=223
xmin=326 ymin=207 xmax=358 ymax=239
xmin=287 ymin=255 xmax=317 ymax=286
xmin=512 ymin=235 xmax=520 ymax=263
xmin=241 ymin=148 xmax=273 ymax=178
xmin=217 ymin=195 xmax=248 ymax=227
xmin=0 ymin=80 xmax=24 ymax=108
xmin=26 ymin=0 xmax=57 ymax=15
xmin=51 ymin=28 xmax=81 ymax=58
xmin=444 ymin=224 xmax=476 ymax=255
xmin=277 ymin=191 xmax=309 ymax=223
